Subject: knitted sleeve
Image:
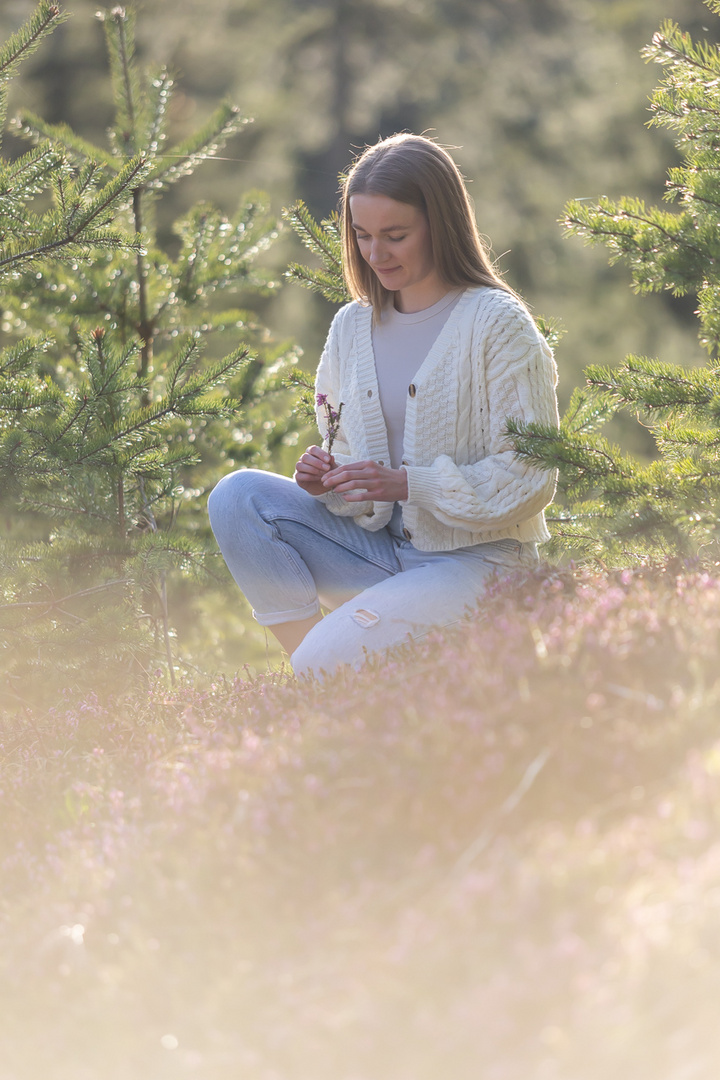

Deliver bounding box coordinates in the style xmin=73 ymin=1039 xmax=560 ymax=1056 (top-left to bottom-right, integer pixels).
xmin=311 ymin=307 xmax=373 ymax=519
xmin=403 ymin=299 xmax=559 ymax=530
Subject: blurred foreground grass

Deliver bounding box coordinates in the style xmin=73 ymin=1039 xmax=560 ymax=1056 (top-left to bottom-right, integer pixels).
xmin=1 ymin=561 xmax=719 ymax=1080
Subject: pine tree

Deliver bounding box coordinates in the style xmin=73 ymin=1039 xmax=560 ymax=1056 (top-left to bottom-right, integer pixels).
xmin=0 ymin=4 xmax=301 ymax=707
xmin=0 ymin=4 xmax=148 ymax=278
xmin=508 ymin=0 xmax=720 ymax=565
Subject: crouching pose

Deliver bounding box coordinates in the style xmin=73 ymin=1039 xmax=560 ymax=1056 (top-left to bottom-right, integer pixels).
xmin=208 ymin=133 xmax=559 ymax=680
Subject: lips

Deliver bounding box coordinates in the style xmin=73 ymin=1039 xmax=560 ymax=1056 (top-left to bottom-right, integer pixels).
xmin=374 ymin=266 xmax=401 ymax=276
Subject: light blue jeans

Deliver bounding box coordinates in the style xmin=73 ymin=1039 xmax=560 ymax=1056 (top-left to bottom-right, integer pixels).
xmin=207 ymin=469 xmax=539 ymax=679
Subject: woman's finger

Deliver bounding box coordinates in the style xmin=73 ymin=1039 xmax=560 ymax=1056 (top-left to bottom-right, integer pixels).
xmin=298 ymin=450 xmax=333 ymax=475
xmin=323 ymin=463 xmax=374 ymax=484
xmin=305 ymin=445 xmax=333 ymax=465
xmin=321 ymin=461 xmax=407 ymax=502
xmin=327 ymin=476 xmax=370 ymax=493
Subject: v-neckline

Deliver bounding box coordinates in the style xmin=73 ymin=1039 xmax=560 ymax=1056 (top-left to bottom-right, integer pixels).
xmin=368 ymin=286 xmax=474 ymax=389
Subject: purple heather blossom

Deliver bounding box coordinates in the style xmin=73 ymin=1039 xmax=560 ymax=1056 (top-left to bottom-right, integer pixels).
xmin=3 ymin=565 xmax=720 ymax=1075
xmin=316 ymin=395 xmax=343 ymax=453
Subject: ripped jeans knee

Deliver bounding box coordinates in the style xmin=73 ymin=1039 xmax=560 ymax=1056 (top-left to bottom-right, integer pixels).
xmin=290 ymin=537 xmax=536 ymax=680
xmin=350 ymin=607 xmax=381 ymax=629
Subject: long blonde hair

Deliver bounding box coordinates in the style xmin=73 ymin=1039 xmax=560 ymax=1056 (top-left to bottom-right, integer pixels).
xmin=341 ymin=134 xmax=516 ymax=312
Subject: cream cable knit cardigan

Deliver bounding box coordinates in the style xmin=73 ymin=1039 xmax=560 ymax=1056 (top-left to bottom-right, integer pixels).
xmin=313 ymin=285 xmax=560 ymax=552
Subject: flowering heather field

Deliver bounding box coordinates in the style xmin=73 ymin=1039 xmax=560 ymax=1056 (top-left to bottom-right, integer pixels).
xmin=1 ymin=563 xmax=719 ymax=1080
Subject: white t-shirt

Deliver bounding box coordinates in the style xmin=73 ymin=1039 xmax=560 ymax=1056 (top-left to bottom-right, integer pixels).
xmin=373 ymin=288 xmax=464 ymax=535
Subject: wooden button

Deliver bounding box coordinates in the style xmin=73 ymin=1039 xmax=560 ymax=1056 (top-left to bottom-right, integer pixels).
xmin=408 ymin=384 xmax=417 ymax=398
xmin=402 ymin=527 xmax=412 ymax=540
xmin=367 ymin=389 xmax=373 ymax=397
xmin=401 ymin=459 xmax=409 ymax=466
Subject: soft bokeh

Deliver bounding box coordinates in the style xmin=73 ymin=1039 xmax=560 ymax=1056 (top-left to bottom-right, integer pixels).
xmin=1 ymin=563 xmax=718 ymax=1078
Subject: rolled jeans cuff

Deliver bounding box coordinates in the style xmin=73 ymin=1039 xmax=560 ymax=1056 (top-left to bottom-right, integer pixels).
xmin=253 ymin=598 xmax=321 ymax=627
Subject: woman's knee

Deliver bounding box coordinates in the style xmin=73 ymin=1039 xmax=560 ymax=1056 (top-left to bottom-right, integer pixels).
xmin=290 ymin=605 xmax=400 ymax=681
xmin=291 ymin=630 xmax=344 ymax=682
xmin=207 ymin=468 xmax=278 ymax=532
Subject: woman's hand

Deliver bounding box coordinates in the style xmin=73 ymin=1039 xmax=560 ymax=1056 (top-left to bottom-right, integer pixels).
xmin=322 ymin=460 xmax=409 ymax=503
xmin=294 ymin=445 xmax=336 ymax=496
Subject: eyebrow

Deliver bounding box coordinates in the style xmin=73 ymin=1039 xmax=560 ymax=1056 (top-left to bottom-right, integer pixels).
xmin=351 ymin=222 xmax=409 ymax=233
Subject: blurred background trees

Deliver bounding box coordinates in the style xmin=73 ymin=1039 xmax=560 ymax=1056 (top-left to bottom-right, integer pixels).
xmin=1 ymin=0 xmax=711 ymax=397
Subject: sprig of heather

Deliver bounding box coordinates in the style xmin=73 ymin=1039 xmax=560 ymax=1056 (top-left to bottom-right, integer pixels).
xmin=316 ymin=393 xmax=343 ymax=454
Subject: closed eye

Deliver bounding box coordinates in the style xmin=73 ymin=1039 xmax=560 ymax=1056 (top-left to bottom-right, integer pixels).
xmin=353 ymin=231 xmax=407 ymax=242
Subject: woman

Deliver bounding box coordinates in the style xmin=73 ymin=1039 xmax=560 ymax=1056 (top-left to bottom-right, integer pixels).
xmin=208 ymin=134 xmax=559 ymax=679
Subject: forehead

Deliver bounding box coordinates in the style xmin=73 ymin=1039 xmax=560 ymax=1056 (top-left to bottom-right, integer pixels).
xmin=349 ymin=193 xmax=423 ymax=230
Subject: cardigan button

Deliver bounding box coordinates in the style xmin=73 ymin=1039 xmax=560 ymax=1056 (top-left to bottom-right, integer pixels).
xmin=401 ymin=459 xmax=409 ymax=466
xmin=408 ymin=384 xmax=417 ymax=398
xmin=402 ymin=527 xmax=412 ymax=540
xmin=367 ymin=389 xmax=373 ymax=397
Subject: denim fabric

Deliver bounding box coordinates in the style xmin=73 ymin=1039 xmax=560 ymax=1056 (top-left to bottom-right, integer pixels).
xmin=207 ymin=468 xmax=538 ymax=679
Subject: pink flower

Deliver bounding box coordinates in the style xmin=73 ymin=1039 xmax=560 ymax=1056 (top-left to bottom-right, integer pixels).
xmin=317 ymin=396 xmax=343 ymax=453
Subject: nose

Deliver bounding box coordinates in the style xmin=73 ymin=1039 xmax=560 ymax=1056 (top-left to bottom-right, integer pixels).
xmin=369 ymin=239 xmax=388 ymax=266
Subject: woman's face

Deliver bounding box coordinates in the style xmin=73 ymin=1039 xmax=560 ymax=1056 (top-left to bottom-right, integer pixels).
xmin=349 ymin=193 xmax=442 ymax=311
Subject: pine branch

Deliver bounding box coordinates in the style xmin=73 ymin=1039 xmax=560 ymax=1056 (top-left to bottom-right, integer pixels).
xmin=64 ymin=153 xmax=149 ymax=231
xmin=0 ymin=3 xmax=67 ymax=86
xmin=564 ymin=198 xmax=708 ymax=264
xmin=0 ymin=146 xmax=66 ymax=235
xmin=145 ymin=68 xmax=173 ymax=160
xmin=0 ymin=153 xmax=148 ymax=277
xmin=0 ymin=336 xmax=53 ymax=376
xmin=12 ymin=112 xmax=118 ymax=169
xmin=148 ymin=103 xmax=250 ymax=189
xmin=285 ymin=263 xmax=349 ymax=304
xmin=101 ymin=5 xmax=140 ymax=157
xmin=585 ymin=357 xmax=719 ymax=414
xmin=656 ymin=427 xmax=720 ymax=453
xmin=32 ymin=340 xmax=250 ymax=472
xmin=0 ymin=379 xmax=63 ymax=415
xmin=561 ymin=386 xmax=616 ymax=436
xmin=534 ymin=315 xmax=566 ymax=351
xmin=643 ymin=21 xmax=720 ymax=78
xmin=0 ymin=0 xmax=62 ymax=153
xmin=282 ymin=201 xmax=348 ymax=302
xmin=171 ymin=197 xmax=277 ymax=307
xmin=283 ymin=201 xmax=343 ymax=269
xmin=284 ymin=368 xmax=317 ymax=424
xmin=507 ymin=419 xmax=652 ymax=497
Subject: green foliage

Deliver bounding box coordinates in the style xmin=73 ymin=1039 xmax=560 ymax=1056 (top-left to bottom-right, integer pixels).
xmin=0 ymin=325 xmax=251 ymax=700
xmin=283 ymin=366 xmax=319 ymax=426
xmin=282 ymin=201 xmax=350 ymax=422
xmin=512 ymin=0 xmax=720 ymax=564
xmin=0 ymin=4 xmax=302 ymax=703
xmin=282 ymin=200 xmax=348 ymax=304
xmin=0 ymin=5 xmax=149 ymax=279
xmin=0 ymin=2 xmax=66 ymax=139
